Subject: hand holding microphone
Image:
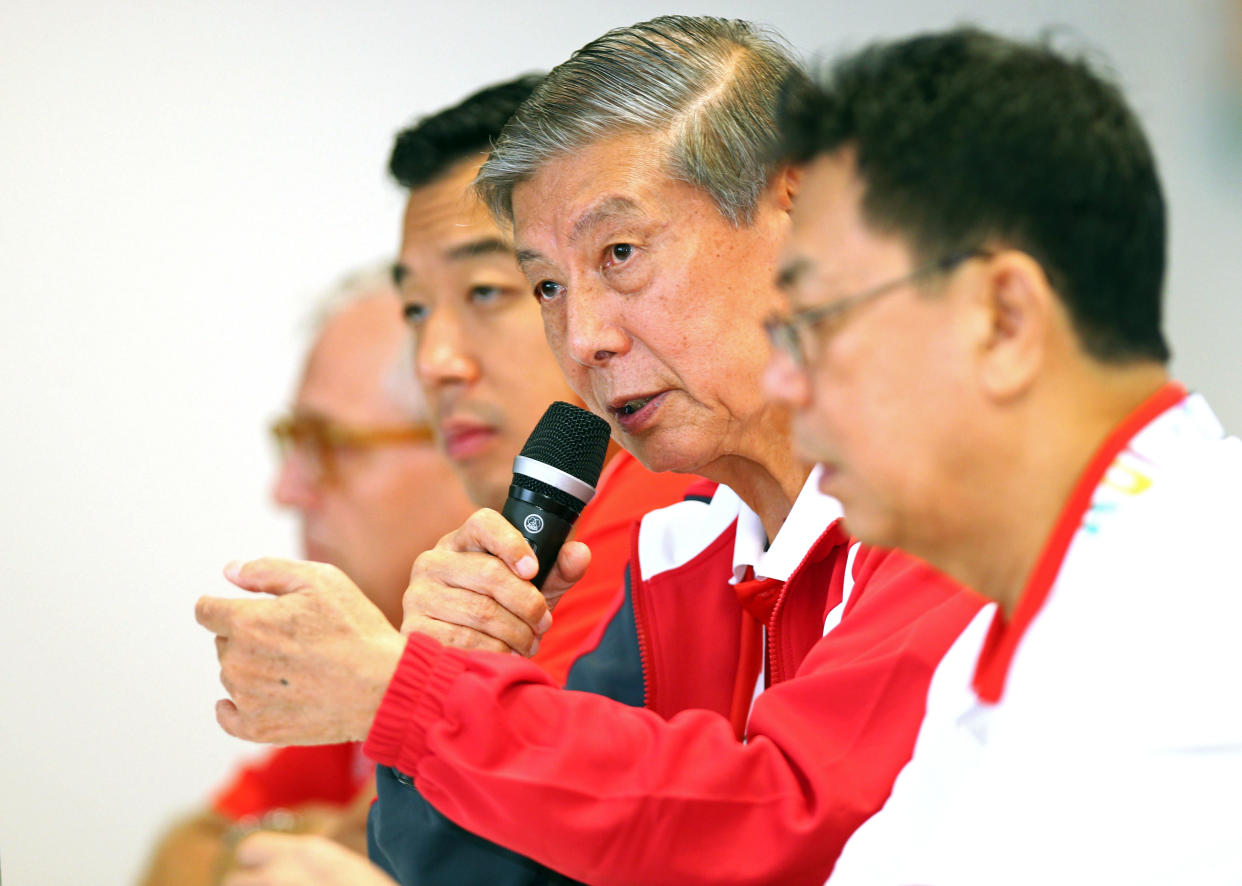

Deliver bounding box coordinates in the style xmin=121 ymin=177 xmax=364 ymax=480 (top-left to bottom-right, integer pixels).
xmin=401 ymin=402 xmax=611 ymax=656
xmin=501 ymin=401 xmax=612 ymax=588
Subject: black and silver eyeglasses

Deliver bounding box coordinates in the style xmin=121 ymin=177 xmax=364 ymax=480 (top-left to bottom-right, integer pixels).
xmin=764 ymin=249 xmax=989 ymax=367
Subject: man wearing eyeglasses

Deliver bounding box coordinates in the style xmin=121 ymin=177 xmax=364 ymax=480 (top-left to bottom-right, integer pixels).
xmin=138 ymin=267 xmax=475 ymax=886
xmin=765 ymin=28 xmax=1242 ymax=884
xmin=198 ymin=20 xmax=990 ymax=886
xmin=185 ymin=77 xmax=703 ymax=886
xmin=270 ymin=273 xmax=478 ymax=633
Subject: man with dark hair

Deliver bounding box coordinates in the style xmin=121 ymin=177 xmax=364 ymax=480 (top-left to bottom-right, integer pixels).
xmin=765 ymin=27 xmax=1241 ymax=883
xmin=383 ymin=70 xmax=696 ymax=685
xmin=198 ymin=19 xmax=982 ymax=886
xmin=215 ymin=75 xmax=699 ymax=884
xmin=388 ymin=74 xmax=543 ymax=192
xmin=379 ymin=73 xmax=701 ymax=883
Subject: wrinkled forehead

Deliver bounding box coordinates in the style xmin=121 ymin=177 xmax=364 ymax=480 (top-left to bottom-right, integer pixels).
xmin=510 ymin=133 xmax=671 ymax=237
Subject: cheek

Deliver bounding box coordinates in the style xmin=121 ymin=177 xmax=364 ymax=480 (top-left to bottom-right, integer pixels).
xmin=541 ymin=306 xmax=570 ymax=365
xmin=555 ymin=357 xmax=592 ymax=406
xmin=370 ymin=463 xmax=445 ymax=532
xmin=799 ymin=381 xmax=849 ymax=452
xmin=538 ymin=307 xmax=593 ymax=398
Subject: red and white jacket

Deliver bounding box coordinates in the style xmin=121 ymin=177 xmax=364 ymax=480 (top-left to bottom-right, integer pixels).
xmin=828 ymin=383 xmax=1242 ymax=885
xmin=365 ymin=469 xmax=985 ymax=885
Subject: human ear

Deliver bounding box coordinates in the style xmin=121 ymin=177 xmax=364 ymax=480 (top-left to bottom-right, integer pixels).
xmin=769 ymin=164 xmax=801 ymax=214
xmin=975 ymin=250 xmax=1052 ymax=402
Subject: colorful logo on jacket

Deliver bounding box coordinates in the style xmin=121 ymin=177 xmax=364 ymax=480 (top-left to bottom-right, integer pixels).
xmin=1084 ymin=451 xmax=1155 ymax=534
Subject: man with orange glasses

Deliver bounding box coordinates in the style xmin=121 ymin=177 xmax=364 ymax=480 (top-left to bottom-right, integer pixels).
xmin=138 ymin=265 xmax=475 ymax=886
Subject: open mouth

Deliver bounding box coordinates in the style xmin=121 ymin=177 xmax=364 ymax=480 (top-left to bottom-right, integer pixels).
xmin=608 ymin=391 xmax=669 ymax=432
xmin=617 ymin=396 xmax=654 ymax=416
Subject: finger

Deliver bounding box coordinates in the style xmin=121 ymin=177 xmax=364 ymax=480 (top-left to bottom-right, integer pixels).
xmin=217 ymin=662 xmax=239 ymax=699
xmin=401 ymin=584 xmax=537 ymax=653
xmin=223 ymin=557 xmax=340 ymax=597
xmin=195 ymin=595 xmax=246 ymax=635
xmin=216 ymin=697 xmax=250 ymax=740
xmin=440 ymin=509 xmax=539 ymax=582
xmin=401 ymin=612 xmax=518 ymax=656
xmin=415 ymin=549 xmax=550 ymax=633
xmin=540 ymin=541 xmax=592 ymax=610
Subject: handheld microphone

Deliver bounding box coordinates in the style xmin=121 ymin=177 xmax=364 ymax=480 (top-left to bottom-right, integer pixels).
xmin=501 ymin=401 xmax=612 ymax=589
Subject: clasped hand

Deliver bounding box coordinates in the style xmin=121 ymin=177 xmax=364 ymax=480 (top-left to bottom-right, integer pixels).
xmin=400 ymin=507 xmax=590 ymax=656
xmin=196 ymin=508 xmax=591 ymax=744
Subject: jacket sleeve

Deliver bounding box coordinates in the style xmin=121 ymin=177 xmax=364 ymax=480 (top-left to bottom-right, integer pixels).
xmin=364 ymin=581 xmax=644 ymax=886
xmin=363 ymin=555 xmax=983 ymax=886
xmin=368 ymin=764 xmax=578 ymax=886
xmin=362 ymin=456 xmax=686 ymax=886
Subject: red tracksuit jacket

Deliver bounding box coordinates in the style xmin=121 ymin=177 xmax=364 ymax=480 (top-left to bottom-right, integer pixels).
xmin=365 ymin=480 xmax=984 ymax=885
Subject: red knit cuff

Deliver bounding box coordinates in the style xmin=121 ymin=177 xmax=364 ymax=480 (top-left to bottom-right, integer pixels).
xmin=363 ymin=633 xmax=464 ymax=773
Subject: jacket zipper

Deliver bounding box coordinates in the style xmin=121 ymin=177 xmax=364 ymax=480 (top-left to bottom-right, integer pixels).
xmin=628 ymin=522 xmax=657 ymax=711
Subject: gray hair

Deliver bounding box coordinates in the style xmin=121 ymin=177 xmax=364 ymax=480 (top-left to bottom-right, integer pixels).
xmin=305 ymin=260 xmax=429 ymax=422
xmin=475 ymin=15 xmax=804 ymax=227
xmin=308 ymin=261 xmax=399 ymax=332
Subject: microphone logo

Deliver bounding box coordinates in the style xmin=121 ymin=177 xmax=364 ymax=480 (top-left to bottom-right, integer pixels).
xmin=523 ymin=514 xmax=545 ymax=534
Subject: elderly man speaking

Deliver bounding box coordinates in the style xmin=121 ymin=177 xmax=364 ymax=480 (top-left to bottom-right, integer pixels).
xmin=197 ymin=17 xmax=983 ymax=886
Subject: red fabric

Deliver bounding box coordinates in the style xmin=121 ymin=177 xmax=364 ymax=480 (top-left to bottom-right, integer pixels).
xmin=211 ymin=743 xmax=367 ymax=819
xmin=365 ymin=509 xmax=986 ymax=885
xmin=972 ymin=381 xmax=1187 ymax=703
xmin=629 ymin=516 xmax=745 ymax=722
xmin=529 ymin=452 xmax=701 ymax=685
xmin=733 ymin=571 xmax=785 ymax=625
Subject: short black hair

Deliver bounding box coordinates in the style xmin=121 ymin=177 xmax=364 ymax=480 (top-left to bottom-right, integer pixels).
xmin=389 ymin=73 xmax=544 ymax=190
xmin=778 ymin=27 xmax=1169 ymax=364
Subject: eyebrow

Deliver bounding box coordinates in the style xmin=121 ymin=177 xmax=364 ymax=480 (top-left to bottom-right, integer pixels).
xmin=444 ymin=236 xmax=514 ymax=262
xmin=515 ymin=247 xmax=545 ymax=271
xmin=393 ymin=237 xmax=515 ymax=285
xmin=515 ymin=196 xmax=647 ymax=273
xmin=570 ymin=196 xmax=644 ymax=244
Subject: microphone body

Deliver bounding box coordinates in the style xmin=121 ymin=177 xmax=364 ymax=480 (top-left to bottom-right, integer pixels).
xmin=500 ymin=402 xmax=611 ymax=589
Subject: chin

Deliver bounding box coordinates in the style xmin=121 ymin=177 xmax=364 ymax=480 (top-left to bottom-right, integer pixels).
xmin=841 ymin=503 xmax=908 ymax=551
xmin=452 ymin=466 xmax=504 ymax=510
xmin=826 ymin=485 xmax=891 ymax=548
xmin=623 ymin=438 xmax=706 ymax=476
xmin=844 ymin=518 xmax=894 ymax=550
xmin=469 ymin=475 xmax=513 ymax=513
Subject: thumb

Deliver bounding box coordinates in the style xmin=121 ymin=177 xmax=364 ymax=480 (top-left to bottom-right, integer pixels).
xmin=223 ymin=557 xmax=333 ymax=597
xmin=540 ymin=541 xmax=591 ymax=611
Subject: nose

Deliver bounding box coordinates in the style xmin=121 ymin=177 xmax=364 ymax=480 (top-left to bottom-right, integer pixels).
xmin=762 ymin=344 xmax=811 ymax=408
xmin=415 ymin=307 xmax=479 ymax=388
xmin=564 ymin=282 xmax=630 ymax=367
xmin=272 ymin=446 xmax=319 ymax=511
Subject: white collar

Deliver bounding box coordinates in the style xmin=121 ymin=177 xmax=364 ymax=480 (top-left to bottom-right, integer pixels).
xmin=730 ymin=464 xmax=845 ymax=584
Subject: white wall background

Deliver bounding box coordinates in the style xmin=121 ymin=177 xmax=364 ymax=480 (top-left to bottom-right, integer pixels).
xmin=1 ymin=1 xmax=1238 ymax=883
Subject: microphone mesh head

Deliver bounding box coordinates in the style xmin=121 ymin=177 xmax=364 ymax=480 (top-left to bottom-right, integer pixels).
xmin=520 ymin=401 xmax=612 ymax=487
